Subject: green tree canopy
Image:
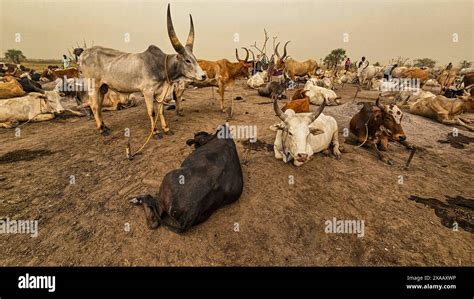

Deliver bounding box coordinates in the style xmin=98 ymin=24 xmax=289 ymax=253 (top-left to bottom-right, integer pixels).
xmin=413 ymin=58 xmax=436 ymax=68
xmin=323 ymin=48 xmax=346 ymax=69
xmin=4 ymin=49 xmax=26 ymax=64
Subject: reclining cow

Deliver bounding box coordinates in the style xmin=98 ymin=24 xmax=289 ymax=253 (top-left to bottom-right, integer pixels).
xmin=131 ymin=124 xmax=243 ymax=233
xmin=0 ymin=91 xmax=84 ymax=128
xmin=399 ymin=94 xmax=474 ymax=131
xmin=349 ymin=98 xmax=413 ymax=164
xmin=247 ymin=70 xmax=267 ymax=88
xmin=0 ymin=77 xmax=25 ymax=99
xmin=299 ymin=85 xmax=341 ymax=105
xmin=271 ymin=99 xmax=341 ymax=166
xmin=282 ymin=97 xmax=310 ymax=113
xmin=258 ymin=76 xmax=289 ymax=99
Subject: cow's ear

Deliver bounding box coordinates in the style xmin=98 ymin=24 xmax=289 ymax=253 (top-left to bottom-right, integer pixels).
xmin=309 ymin=127 xmax=324 ymax=135
xmin=269 ymin=123 xmax=285 ymax=132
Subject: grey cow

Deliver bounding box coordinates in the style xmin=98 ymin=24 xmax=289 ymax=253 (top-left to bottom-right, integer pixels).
xmin=79 ymin=4 xmax=206 ymax=136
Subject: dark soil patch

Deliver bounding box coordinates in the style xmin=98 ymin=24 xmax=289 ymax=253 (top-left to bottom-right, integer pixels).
xmin=437 ymin=132 xmax=474 ymax=149
xmin=0 ymin=149 xmax=54 ymax=164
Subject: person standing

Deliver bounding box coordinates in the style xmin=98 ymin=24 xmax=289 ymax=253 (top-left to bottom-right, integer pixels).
xmin=344 ymin=57 xmax=351 ymax=73
xmin=62 ymin=54 xmax=71 ymax=69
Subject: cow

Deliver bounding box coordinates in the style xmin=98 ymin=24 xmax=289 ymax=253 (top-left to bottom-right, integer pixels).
xmin=270 ymin=99 xmax=341 ymax=166
xmin=390 ymin=66 xmax=408 ymax=78
xmin=257 ymin=77 xmax=289 ymax=99
xmin=395 ymin=89 xmax=437 ymax=105
xmin=301 ymin=85 xmax=341 ymax=105
xmin=40 ymin=67 xmax=80 ymax=82
xmin=79 ymin=4 xmax=206 ymax=136
xmin=76 ymin=89 xmax=137 ymax=112
xmin=349 ymin=98 xmax=412 ymax=164
xmin=305 ymin=77 xmax=334 ymax=90
xmin=191 ymin=48 xmax=251 ymax=112
xmin=282 ymin=97 xmax=310 ymax=113
xmin=247 ymin=70 xmax=267 ymax=88
xmin=358 ymin=66 xmax=384 ymax=89
xmin=0 ymin=91 xmax=83 ymax=128
xmin=437 ymin=68 xmax=457 ymax=89
xmin=8 ymin=75 xmax=45 ymax=93
xmin=422 ymin=79 xmax=442 ymax=94
xmin=400 ymin=94 xmax=474 ymax=131
xmin=275 ymin=41 xmax=318 ymax=80
xmin=401 ymin=67 xmax=429 ymax=84
xmin=130 ymin=125 xmax=243 ymax=233
xmin=0 ymin=76 xmax=26 ymax=99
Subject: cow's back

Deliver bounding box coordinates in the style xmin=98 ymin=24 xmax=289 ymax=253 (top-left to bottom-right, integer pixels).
xmin=156 ymin=136 xmax=243 ymax=232
xmin=308 ymin=113 xmax=338 ymax=152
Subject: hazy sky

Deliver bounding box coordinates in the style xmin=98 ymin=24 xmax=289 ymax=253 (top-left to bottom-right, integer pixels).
xmin=0 ymin=0 xmax=472 ymax=66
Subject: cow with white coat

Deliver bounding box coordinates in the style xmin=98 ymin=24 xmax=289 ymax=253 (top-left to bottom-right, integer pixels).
xmin=270 ymin=99 xmax=341 ymax=167
xmin=302 ymin=84 xmax=341 ymax=105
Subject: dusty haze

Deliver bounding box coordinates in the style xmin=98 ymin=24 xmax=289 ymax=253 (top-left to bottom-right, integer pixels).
xmin=0 ymin=0 xmax=472 ymax=66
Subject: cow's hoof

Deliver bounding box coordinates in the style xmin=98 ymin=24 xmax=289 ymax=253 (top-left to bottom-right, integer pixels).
xmin=155 ymin=132 xmax=164 ymax=139
xmin=100 ymin=126 xmax=111 ymax=136
xmin=165 ymin=130 xmax=174 ymax=136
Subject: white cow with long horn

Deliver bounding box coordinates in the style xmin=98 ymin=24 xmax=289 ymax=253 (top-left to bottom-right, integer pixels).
xmin=79 ymin=4 xmax=206 ymax=137
xmin=270 ymin=99 xmax=341 ymax=166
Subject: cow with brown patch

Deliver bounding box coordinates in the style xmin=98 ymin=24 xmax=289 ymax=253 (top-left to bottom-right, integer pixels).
xmin=349 ymin=98 xmax=413 ymax=164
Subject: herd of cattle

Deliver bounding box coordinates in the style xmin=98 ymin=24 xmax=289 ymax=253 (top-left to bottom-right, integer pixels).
xmin=1 ymin=4 xmax=473 ymax=233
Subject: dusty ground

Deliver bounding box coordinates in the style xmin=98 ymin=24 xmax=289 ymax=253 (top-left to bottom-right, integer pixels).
xmin=0 ymin=81 xmax=473 ymax=266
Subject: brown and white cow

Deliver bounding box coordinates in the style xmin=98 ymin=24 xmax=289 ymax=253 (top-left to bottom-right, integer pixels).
xmin=349 ymin=98 xmax=412 ymax=164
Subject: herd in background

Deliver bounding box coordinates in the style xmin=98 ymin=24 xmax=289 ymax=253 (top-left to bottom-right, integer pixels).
xmin=1 ymin=4 xmax=473 ymax=233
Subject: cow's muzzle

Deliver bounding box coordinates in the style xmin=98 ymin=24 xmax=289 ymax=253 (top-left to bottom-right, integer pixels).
xmin=296 ymin=153 xmax=308 ymax=162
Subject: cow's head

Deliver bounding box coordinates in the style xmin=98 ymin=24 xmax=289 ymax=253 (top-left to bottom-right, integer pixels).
xmin=375 ymin=98 xmax=407 ymax=142
xmin=167 ymin=4 xmax=206 ymax=82
xmin=235 ymin=47 xmax=252 ymax=79
xmin=274 ymin=41 xmax=290 ymax=69
xmin=186 ymin=131 xmax=214 ymax=149
xmin=270 ymin=98 xmax=326 ymax=166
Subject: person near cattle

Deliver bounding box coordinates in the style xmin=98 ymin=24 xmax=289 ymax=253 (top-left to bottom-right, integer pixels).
xmin=446 ymin=62 xmax=453 ymax=71
xmin=344 ymin=58 xmax=351 ymax=73
xmin=357 ymin=56 xmax=369 ymax=76
xmin=62 ymin=55 xmax=71 ymax=69
xmin=384 ymin=63 xmax=398 ymax=80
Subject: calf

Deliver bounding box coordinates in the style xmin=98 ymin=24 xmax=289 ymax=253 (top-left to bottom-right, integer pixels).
xmin=349 ymin=98 xmax=412 ymax=164
xmin=131 ymin=125 xmax=243 ymax=233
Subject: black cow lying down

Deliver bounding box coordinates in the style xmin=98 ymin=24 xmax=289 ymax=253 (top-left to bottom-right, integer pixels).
xmin=131 ymin=125 xmax=244 ymax=233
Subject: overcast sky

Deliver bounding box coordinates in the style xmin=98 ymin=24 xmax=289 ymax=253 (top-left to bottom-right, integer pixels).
xmin=0 ymin=0 xmax=472 ymax=66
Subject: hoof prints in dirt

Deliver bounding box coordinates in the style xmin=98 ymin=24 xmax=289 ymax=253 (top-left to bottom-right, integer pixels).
xmin=408 ymin=195 xmax=474 ymax=233
xmin=241 ymin=139 xmax=273 ymax=152
xmin=0 ymin=149 xmax=54 ymax=164
xmin=437 ymin=132 xmax=474 ymax=149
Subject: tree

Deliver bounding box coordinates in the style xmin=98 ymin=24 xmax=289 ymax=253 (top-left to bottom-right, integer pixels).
xmin=4 ymin=49 xmax=26 ymax=64
xmin=390 ymin=56 xmax=410 ymax=66
xmin=323 ymin=48 xmax=346 ymax=70
xmin=459 ymin=60 xmax=472 ymax=69
xmin=374 ymin=62 xmax=381 ymax=66
xmin=413 ymin=58 xmax=436 ymax=68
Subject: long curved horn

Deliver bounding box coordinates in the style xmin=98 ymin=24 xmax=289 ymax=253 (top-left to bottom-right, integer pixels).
xmin=241 ymin=47 xmax=249 ymax=62
xmin=275 ymin=42 xmax=280 ymax=59
xmin=185 ymin=14 xmax=194 ymax=51
xmin=282 ymin=41 xmax=290 ymax=60
xmin=309 ymin=99 xmax=326 ymax=122
xmin=273 ymin=98 xmax=287 ymax=121
xmin=235 ymin=48 xmax=241 ymax=61
xmin=375 ymin=97 xmax=385 ymax=111
xmin=167 ymin=4 xmax=185 ymax=54
xmin=248 ymin=49 xmax=256 ymax=62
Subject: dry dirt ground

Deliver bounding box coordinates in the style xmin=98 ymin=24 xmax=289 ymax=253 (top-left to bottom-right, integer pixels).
xmin=0 ymin=81 xmax=473 ymax=266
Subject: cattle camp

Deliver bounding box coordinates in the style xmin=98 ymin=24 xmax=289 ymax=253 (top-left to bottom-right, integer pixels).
xmin=0 ymin=0 xmax=473 ymax=268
